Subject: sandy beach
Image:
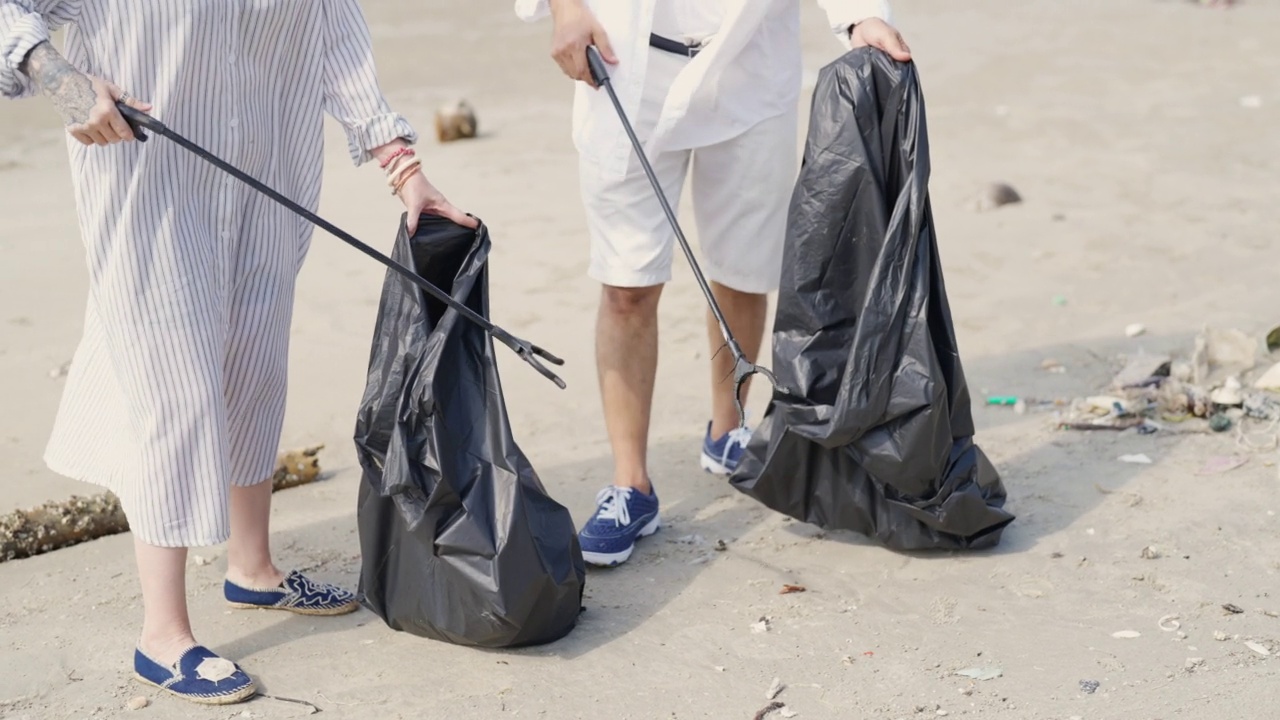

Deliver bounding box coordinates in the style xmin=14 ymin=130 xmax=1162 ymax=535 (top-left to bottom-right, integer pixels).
xmin=2 ymin=0 xmax=1279 ymax=717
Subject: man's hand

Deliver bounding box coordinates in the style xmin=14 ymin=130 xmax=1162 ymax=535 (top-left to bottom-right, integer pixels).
xmin=22 ymin=41 xmax=151 ymax=145
xmin=850 ymin=18 xmax=912 ymax=63
xmin=549 ymin=0 xmax=616 ymax=87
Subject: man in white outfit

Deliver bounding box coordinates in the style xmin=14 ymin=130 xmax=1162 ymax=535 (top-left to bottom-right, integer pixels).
xmin=514 ymin=0 xmax=910 ymax=566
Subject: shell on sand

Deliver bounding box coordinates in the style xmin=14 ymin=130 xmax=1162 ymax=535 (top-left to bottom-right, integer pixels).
xmin=971 ymin=182 xmax=1022 ymax=212
xmin=435 ymin=99 xmax=477 ymax=143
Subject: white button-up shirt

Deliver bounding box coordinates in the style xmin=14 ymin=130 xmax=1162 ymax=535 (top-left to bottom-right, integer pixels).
xmin=514 ymin=0 xmax=891 ymax=180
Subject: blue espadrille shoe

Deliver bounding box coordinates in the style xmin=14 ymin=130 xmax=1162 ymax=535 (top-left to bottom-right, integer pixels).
xmin=134 ymin=645 xmax=256 ymax=705
xmin=225 ymin=570 xmax=359 ymax=616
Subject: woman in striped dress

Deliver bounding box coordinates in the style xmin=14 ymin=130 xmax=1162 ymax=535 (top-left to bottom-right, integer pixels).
xmin=0 ymin=0 xmax=474 ymax=705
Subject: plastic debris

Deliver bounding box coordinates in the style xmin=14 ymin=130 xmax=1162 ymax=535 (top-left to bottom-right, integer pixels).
xmin=1141 ymin=546 xmax=1162 ymax=560
xmin=1198 ymin=456 xmax=1248 ymax=475
xmin=1254 ymin=363 xmax=1280 ymax=391
xmin=954 ymin=667 xmax=1003 ymax=681
xmin=1112 ymin=630 xmax=1141 ymax=639
xmin=1210 ymin=377 xmax=1245 ymax=406
xmin=1125 ymin=324 xmax=1147 ymax=338
xmin=780 ymin=584 xmax=807 ymax=595
xmin=766 ymin=678 xmax=785 ymax=700
xmin=1159 ymin=615 xmax=1181 ymax=631
xmin=1118 ymin=454 xmax=1153 ymax=465
xmin=751 ymin=617 xmax=772 ymax=634
xmin=1079 ymin=679 xmax=1100 ymax=694
xmin=1244 ymin=641 xmax=1271 ymax=656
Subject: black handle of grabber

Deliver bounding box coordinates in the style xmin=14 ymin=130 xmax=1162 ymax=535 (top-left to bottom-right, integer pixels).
xmin=586 ymin=45 xmax=611 ymax=87
xmin=115 ymin=102 xmax=566 ymax=389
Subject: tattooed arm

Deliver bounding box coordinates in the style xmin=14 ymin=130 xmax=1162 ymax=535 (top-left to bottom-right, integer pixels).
xmin=18 ymin=40 xmax=150 ymax=145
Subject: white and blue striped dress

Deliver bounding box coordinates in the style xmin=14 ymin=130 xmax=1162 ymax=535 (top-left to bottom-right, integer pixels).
xmin=0 ymin=0 xmax=416 ymax=547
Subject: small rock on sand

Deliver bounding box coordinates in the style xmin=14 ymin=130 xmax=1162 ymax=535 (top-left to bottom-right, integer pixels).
xmin=126 ymin=696 xmax=149 ymax=711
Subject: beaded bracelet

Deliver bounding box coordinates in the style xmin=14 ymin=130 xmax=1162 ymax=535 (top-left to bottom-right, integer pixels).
xmin=379 ymin=146 xmax=414 ymax=170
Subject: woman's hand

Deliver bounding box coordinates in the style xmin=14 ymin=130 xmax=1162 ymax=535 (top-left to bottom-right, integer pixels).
xmin=396 ymin=172 xmax=477 ymax=233
xmin=22 ymin=41 xmax=152 ymax=145
xmin=850 ymin=18 xmax=912 ymax=62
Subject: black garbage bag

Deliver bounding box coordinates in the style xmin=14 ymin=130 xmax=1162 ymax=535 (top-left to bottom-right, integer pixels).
xmin=731 ymin=49 xmax=1015 ymax=551
xmin=354 ymin=216 xmax=585 ymax=647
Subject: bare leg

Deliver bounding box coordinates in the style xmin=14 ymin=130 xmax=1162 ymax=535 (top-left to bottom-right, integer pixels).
xmin=597 ymin=284 xmax=664 ymax=494
xmin=707 ymin=282 xmax=768 ymax=438
xmin=135 ymin=539 xmax=197 ymax=665
xmin=225 ymin=480 xmax=285 ymax=589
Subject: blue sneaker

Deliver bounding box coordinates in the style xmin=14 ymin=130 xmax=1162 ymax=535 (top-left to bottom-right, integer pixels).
xmin=225 ymin=570 xmax=359 ymax=616
xmin=578 ymin=485 xmax=661 ymax=567
xmin=700 ymin=423 xmax=752 ymax=476
xmin=134 ymin=645 xmax=256 ymax=705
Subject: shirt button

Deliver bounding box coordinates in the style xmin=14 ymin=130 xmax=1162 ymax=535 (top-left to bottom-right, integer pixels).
xmin=220 ymin=230 xmax=230 ymax=239
xmin=229 ymin=118 xmax=238 ymax=128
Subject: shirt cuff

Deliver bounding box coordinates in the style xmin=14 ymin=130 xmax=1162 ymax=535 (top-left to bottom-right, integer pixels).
xmin=342 ymin=113 xmax=418 ymax=166
xmin=1 ymin=14 xmax=51 ymax=99
xmin=514 ymin=0 xmax=550 ymax=22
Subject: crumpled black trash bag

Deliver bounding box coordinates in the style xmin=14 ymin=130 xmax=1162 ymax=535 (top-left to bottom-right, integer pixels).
xmin=731 ymin=49 xmax=1015 ymax=551
xmin=354 ymin=216 xmax=585 ymax=647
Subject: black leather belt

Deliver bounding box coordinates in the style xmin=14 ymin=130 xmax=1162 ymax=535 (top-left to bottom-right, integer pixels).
xmin=649 ymin=33 xmax=703 ymax=58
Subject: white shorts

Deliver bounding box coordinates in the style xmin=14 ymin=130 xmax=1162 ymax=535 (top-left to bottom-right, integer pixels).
xmin=579 ymin=48 xmax=797 ymax=293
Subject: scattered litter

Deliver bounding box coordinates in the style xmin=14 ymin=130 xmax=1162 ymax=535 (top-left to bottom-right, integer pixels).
xmin=936 ymin=711 xmax=950 ymax=717
xmin=714 ymin=539 xmax=728 ymax=552
xmin=780 ymin=584 xmax=807 ymax=595
xmin=1141 ymin=546 xmax=1162 ymax=560
xmin=1199 ymin=456 xmax=1248 ymax=475
xmin=1211 ymin=377 xmax=1245 ymax=407
xmin=1185 ymin=657 xmax=1205 ymax=670
xmin=1119 ymin=454 xmax=1153 ymax=465
xmin=1223 ymin=603 xmax=1245 ymax=615
xmin=714 ymin=666 xmax=726 ymax=672
xmin=753 ymin=702 xmax=785 ymax=720
xmin=972 ymin=182 xmax=1022 ymax=212
xmin=1240 ymin=95 xmax=1262 ymax=109
xmin=1215 ymin=631 xmax=1229 ymax=641
xmin=1254 ymin=363 xmax=1280 ymax=391
xmin=1079 ymin=679 xmax=1100 ymax=694
xmin=126 ymin=696 xmax=149 ymax=711
xmin=766 ymin=678 xmax=786 ymax=700
xmin=192 ymin=554 xmax=213 ymax=567
xmin=434 ymin=99 xmax=477 ymax=143
xmin=1159 ymin=615 xmax=1181 ymax=632
xmin=1112 ymin=354 xmax=1171 ymax=388
xmin=1112 ymin=630 xmax=1141 ymax=639
xmin=841 ymin=655 xmax=855 ymax=666
xmin=751 ymin=617 xmax=772 ymax=634
xmin=1244 ymin=641 xmax=1271 ymax=657
xmin=954 ymin=667 xmax=1003 ymax=681
xmin=1125 ymin=324 xmax=1147 ymax=338
xmin=779 ymin=709 xmax=798 ymax=719
xmin=1265 ymin=610 xmax=1280 ymax=619
xmin=1052 ymin=295 xmax=1068 ymax=307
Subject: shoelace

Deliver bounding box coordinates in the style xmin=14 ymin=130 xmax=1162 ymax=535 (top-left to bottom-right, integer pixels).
xmin=717 ymin=426 xmax=753 ymax=464
xmin=593 ymin=486 xmax=634 ymax=527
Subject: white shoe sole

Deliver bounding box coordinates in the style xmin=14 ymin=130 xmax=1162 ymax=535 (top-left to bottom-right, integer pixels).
xmin=582 ymin=514 xmax=662 ymax=567
xmin=700 ymin=451 xmax=735 ymax=477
